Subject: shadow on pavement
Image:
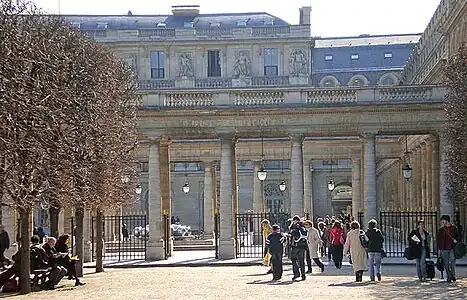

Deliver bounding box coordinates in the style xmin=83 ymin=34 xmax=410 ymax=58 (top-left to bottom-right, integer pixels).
xmin=246 ymin=279 xmax=296 ymax=286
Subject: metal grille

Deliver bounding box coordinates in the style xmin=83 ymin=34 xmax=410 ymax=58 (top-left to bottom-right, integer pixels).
xmin=91 ymin=214 xmax=147 ymax=262
xmin=380 ymin=211 xmax=439 ymax=257
xmin=214 ymin=212 xmax=220 ymax=259
xmin=236 ymin=212 xmax=294 ymax=258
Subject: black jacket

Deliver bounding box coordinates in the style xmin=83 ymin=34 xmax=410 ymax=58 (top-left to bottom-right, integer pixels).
xmin=366 ymin=228 xmax=384 ymax=253
xmin=289 ymin=222 xmax=308 ymax=249
xmin=0 ymin=231 xmax=10 ymax=251
xmin=266 ymin=232 xmax=286 ymax=255
xmin=43 ymin=243 xmax=59 ymax=267
xmin=408 ymin=229 xmax=431 ymax=259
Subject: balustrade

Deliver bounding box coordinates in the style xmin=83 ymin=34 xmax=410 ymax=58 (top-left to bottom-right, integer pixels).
xmin=251 ymin=76 xmax=289 ymax=87
xmin=139 ymin=79 xmax=175 ymax=90
xmin=378 ymin=86 xmax=434 ymax=102
xmin=234 ymin=91 xmax=284 ymax=106
xmin=307 ymin=89 xmax=357 ymax=104
xmin=195 ymin=78 xmax=232 ymax=88
xmin=164 ymin=93 xmax=215 ymax=107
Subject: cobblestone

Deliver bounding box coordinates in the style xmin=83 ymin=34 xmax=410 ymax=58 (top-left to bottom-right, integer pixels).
xmin=6 ymin=265 xmax=467 ymax=300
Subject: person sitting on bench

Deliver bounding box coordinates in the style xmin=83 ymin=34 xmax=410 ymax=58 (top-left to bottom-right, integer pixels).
xmin=55 ymin=234 xmax=85 ymax=286
xmin=41 ymin=237 xmax=67 ymax=290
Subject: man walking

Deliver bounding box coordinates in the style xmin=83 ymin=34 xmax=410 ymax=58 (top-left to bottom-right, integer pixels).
xmin=289 ymin=215 xmax=308 ymax=280
xmin=437 ymin=215 xmax=460 ymax=283
xmin=265 ymin=224 xmax=286 ymax=280
xmin=0 ymin=225 xmax=10 ymax=265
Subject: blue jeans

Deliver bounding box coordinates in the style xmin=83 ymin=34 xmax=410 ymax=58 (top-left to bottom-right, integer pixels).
xmin=368 ymin=252 xmax=382 ymax=281
xmin=415 ymin=247 xmax=427 ymax=280
xmin=441 ymin=249 xmax=456 ymax=280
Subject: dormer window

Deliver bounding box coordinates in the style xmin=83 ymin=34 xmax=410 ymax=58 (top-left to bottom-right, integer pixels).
xmin=263 ymin=19 xmax=274 ymax=26
xmin=184 ymin=22 xmax=194 ymax=28
xmin=236 ymin=20 xmax=247 ymax=26
xmin=210 ymin=22 xmax=221 ymax=27
xmin=157 ymin=22 xmax=167 ymax=27
xmin=70 ymin=22 xmax=81 ymax=29
xmin=96 ymin=22 xmax=108 ymax=29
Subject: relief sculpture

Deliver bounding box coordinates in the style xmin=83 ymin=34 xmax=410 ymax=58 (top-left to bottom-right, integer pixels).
xmin=233 ymin=50 xmax=251 ymax=77
xmin=289 ymin=50 xmax=308 ymax=77
xmin=178 ymin=53 xmax=194 ymax=77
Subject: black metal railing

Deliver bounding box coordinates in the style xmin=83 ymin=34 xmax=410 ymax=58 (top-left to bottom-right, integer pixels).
xmin=379 ymin=211 xmax=439 ymax=257
xmin=91 ymin=214 xmax=147 ymax=262
xmin=214 ymin=212 xmax=220 ymax=259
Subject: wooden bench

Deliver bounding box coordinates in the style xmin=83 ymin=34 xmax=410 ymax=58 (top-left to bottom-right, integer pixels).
xmin=30 ymin=268 xmax=52 ymax=291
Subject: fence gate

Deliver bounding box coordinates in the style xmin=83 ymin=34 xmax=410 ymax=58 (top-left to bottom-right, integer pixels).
xmin=91 ymin=214 xmax=147 ymax=262
xmin=236 ymin=212 xmax=291 ymax=258
xmin=380 ymin=211 xmax=439 ymax=257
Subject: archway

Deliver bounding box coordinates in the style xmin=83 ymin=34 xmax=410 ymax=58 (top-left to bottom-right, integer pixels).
xmin=330 ymin=182 xmax=352 ymax=217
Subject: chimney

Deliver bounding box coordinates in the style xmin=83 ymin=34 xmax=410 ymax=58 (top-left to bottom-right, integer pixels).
xmin=299 ymin=6 xmax=311 ymax=26
xmin=171 ymin=5 xmax=200 ymax=16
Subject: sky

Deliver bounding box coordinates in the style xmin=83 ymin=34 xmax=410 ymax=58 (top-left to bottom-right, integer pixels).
xmin=33 ymin=0 xmax=441 ymax=37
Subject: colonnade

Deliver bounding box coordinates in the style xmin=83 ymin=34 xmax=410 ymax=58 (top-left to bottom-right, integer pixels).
xmin=145 ymin=133 xmax=454 ymax=260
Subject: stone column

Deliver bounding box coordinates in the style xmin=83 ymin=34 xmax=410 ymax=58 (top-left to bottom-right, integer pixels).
xmin=431 ymin=138 xmax=440 ymax=211
xmin=360 ymin=148 xmax=365 ymax=213
xmin=414 ymin=147 xmax=422 ymax=210
xmin=303 ymin=159 xmax=313 ymax=217
xmin=231 ymin=142 xmax=238 ymax=240
xmin=426 ymin=142 xmax=433 ymax=210
xmin=408 ymin=153 xmax=415 ymax=211
xmin=351 ymin=158 xmax=361 ymax=218
xmin=290 ymin=135 xmax=304 ymax=216
xmin=362 ymin=134 xmax=377 ymax=225
xmin=159 ymin=138 xmax=172 ymax=257
xmin=253 ymin=161 xmax=262 ymax=212
xmin=203 ymin=164 xmax=214 ymax=234
xmin=219 ymin=136 xmax=236 ymax=259
xmin=58 ymin=209 xmax=65 ymax=235
xmin=147 ymin=141 xmax=164 ymax=261
xmin=421 ymin=143 xmax=428 ymax=210
xmin=83 ymin=210 xmax=92 ymax=262
xmin=439 ymin=135 xmax=454 ymax=219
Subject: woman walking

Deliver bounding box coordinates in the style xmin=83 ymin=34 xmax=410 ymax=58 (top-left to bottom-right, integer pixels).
xmin=261 ymin=219 xmax=273 ymax=274
xmin=344 ymin=221 xmax=368 ymax=282
xmin=366 ymin=219 xmax=384 ymax=281
xmin=329 ymin=221 xmax=345 ymax=269
xmin=304 ymin=220 xmax=325 ymax=272
xmin=408 ymin=220 xmax=431 ymax=282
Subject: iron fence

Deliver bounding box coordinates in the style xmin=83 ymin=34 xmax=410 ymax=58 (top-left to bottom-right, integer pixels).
xmin=379 ymin=211 xmax=439 ymax=257
xmin=214 ymin=212 xmax=220 ymax=259
xmin=91 ymin=214 xmax=147 ymax=262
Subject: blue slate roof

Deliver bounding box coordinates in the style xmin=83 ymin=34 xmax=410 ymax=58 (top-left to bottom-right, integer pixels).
xmin=63 ymin=13 xmax=290 ymax=30
xmin=314 ymin=34 xmax=421 ymax=48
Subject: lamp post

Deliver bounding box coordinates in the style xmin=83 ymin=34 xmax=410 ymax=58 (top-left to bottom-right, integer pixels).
xmin=402 ymin=135 xmax=413 ymax=182
xmin=183 ymin=162 xmax=190 ymax=194
xmin=257 ymin=134 xmax=267 ymax=211
xmin=327 ymin=179 xmax=335 ymax=191
xmin=135 ymin=184 xmax=142 ymax=195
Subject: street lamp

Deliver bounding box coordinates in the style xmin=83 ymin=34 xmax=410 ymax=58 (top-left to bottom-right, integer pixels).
xmin=135 ymin=184 xmax=142 ymax=195
xmin=279 ymin=181 xmax=286 ymax=192
xmin=182 ymin=182 xmax=190 ymax=194
xmin=257 ymin=164 xmax=267 ymax=181
xmin=402 ymin=135 xmax=413 ymax=182
xmin=327 ymin=179 xmax=335 ymax=191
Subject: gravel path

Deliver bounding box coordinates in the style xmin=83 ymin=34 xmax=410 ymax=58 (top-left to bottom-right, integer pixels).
xmin=3 ymin=265 xmax=466 ymax=300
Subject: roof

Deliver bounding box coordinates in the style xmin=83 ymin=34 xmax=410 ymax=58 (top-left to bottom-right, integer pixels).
xmin=314 ymin=34 xmax=421 ymax=48
xmin=63 ymin=13 xmax=290 ymax=30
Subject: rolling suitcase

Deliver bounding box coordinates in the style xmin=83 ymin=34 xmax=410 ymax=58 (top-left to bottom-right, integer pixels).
xmin=426 ymin=259 xmax=435 ymax=280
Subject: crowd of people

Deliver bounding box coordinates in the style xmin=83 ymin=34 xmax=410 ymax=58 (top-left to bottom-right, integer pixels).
xmin=0 ymin=233 xmax=85 ymax=292
xmin=263 ymin=214 xmax=464 ymax=283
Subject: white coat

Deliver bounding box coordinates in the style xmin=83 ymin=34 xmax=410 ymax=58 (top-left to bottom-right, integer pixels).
xmin=344 ymin=229 xmax=368 ymax=272
xmin=307 ymin=227 xmax=323 ymax=259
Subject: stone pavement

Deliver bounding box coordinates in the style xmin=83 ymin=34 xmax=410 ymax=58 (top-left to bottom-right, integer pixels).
xmin=5 ymin=265 xmax=467 ymax=300
xmin=84 ymin=250 xmax=467 ymax=268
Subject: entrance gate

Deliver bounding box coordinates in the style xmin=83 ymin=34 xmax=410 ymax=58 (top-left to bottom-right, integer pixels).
xmin=91 ymin=214 xmax=147 ymax=262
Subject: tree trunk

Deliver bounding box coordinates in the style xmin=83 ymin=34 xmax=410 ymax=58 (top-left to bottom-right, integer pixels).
xmin=49 ymin=206 xmax=60 ymax=238
xmin=19 ymin=209 xmax=31 ymax=294
xmin=75 ymin=206 xmax=84 ymax=277
xmin=95 ymin=209 xmax=104 ymax=273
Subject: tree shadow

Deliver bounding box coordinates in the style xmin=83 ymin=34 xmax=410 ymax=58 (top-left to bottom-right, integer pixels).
xmin=328 ymin=281 xmax=372 ymax=287
xmin=246 ymin=279 xmax=295 ymax=286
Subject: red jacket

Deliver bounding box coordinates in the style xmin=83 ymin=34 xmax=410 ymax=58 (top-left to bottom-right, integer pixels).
xmin=329 ymin=227 xmax=344 ymax=245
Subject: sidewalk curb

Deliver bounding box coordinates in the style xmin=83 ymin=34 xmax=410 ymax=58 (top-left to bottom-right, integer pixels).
xmin=84 ymin=261 xmax=467 ymax=269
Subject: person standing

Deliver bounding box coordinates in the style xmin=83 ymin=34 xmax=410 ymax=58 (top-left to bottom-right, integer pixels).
xmin=329 ymin=221 xmax=345 ymax=269
xmin=304 ymin=220 xmax=325 ymax=273
xmin=366 ymin=219 xmax=384 ymax=281
xmin=437 ymin=215 xmax=460 ymax=283
xmin=408 ymin=220 xmax=431 ymax=282
xmin=122 ymin=224 xmax=130 ymax=242
xmin=0 ymin=225 xmax=10 ymax=265
xmin=265 ymin=224 xmax=286 ymax=280
xmin=343 ymin=221 xmax=368 ymax=282
xmin=261 ymin=219 xmax=273 ymax=274
xmin=289 ymin=215 xmax=308 ymax=280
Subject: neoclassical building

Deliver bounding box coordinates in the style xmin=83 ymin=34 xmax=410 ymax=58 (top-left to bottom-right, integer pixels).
xmin=1 ymin=2 xmax=464 ymax=260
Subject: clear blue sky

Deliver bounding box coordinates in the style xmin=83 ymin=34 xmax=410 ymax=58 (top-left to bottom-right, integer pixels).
xmin=34 ymin=0 xmax=441 ymax=37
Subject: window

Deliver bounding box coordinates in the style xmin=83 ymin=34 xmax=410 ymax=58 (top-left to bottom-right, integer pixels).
xmin=324 ymin=80 xmax=335 ymax=87
xmin=70 ymin=22 xmax=81 ymax=29
xmin=184 ymin=22 xmax=194 ymax=28
xmin=324 ymin=55 xmax=333 ymax=61
xmin=382 ymin=77 xmax=395 ymax=86
xmin=384 ymin=52 xmax=393 ymax=58
xmin=236 ymin=20 xmax=247 ymax=26
xmin=263 ymin=19 xmax=274 ymax=26
xmin=264 ymin=48 xmax=278 ymax=76
xmin=351 ymin=54 xmax=359 ymax=60
xmin=207 ymin=50 xmax=221 ymax=77
xmin=210 ymin=22 xmax=221 ymax=27
xmin=156 ymin=23 xmax=166 ymax=27
xmin=150 ymin=51 xmax=165 ymax=78
xmin=96 ymin=22 xmax=108 ymax=29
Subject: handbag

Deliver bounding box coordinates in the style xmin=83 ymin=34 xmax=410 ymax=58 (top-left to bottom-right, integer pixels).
xmin=404 ymin=247 xmax=415 ymax=260
xmin=381 ymin=249 xmax=387 ymax=259
xmin=263 ymin=251 xmax=271 ymax=266
xmin=445 ymin=229 xmax=466 ymax=259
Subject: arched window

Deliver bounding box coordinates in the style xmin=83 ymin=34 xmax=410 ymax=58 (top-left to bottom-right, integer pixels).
xmin=319 ymin=75 xmax=339 ymax=88
xmin=347 ymin=75 xmax=369 ymax=87
xmin=378 ymin=73 xmax=398 ymax=86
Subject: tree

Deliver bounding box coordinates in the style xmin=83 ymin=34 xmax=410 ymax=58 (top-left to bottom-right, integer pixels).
xmin=445 ymin=44 xmax=467 ymax=224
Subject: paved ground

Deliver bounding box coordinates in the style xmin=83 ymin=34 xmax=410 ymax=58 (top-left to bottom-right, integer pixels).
xmin=2 ymin=265 xmax=466 ymax=299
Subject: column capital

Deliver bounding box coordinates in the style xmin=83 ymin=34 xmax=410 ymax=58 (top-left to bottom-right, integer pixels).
xmin=218 ymin=133 xmax=237 ymax=143
xmin=360 ymin=132 xmax=377 ymax=140
xmin=289 ymin=134 xmax=304 ymax=143
xmin=200 ymin=161 xmax=216 ymax=169
xmin=143 ymin=136 xmax=172 ymax=146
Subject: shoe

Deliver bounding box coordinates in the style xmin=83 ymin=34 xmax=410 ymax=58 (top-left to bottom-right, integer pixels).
xmin=446 ymin=279 xmax=452 ymax=283
xmin=306 ymin=270 xmax=312 ymax=274
xmin=68 ymin=276 xmax=74 ymax=280
xmin=272 ymin=278 xmax=280 ymax=281
xmin=75 ymin=280 xmax=86 ymax=286
xmin=320 ymin=266 xmax=324 ymax=272
xmin=266 ymin=269 xmax=273 ymax=274
xmin=292 ymin=276 xmax=299 ymax=280
xmin=452 ymin=277 xmax=456 ymax=282
xmin=377 ymin=273 xmax=381 ymax=281
xmin=301 ymin=276 xmax=306 ymax=281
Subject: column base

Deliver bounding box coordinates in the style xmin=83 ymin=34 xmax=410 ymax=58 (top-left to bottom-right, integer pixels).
xmin=83 ymin=241 xmax=92 ymax=263
xmin=218 ymin=239 xmax=236 ymax=260
xmin=146 ymin=239 xmax=166 ymax=261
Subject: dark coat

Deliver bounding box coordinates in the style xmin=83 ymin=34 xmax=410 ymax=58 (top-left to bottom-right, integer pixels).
xmin=408 ymin=229 xmax=431 ymax=259
xmin=366 ymin=228 xmax=384 ymax=253
xmin=42 ymin=243 xmax=59 ymax=267
xmin=0 ymin=231 xmax=10 ymax=251
xmin=266 ymin=231 xmax=286 ymax=255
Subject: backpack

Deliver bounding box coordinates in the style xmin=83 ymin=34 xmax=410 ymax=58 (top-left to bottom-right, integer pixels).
xmin=293 ymin=225 xmax=308 ymax=248
xmin=359 ymin=230 xmax=369 ymax=248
